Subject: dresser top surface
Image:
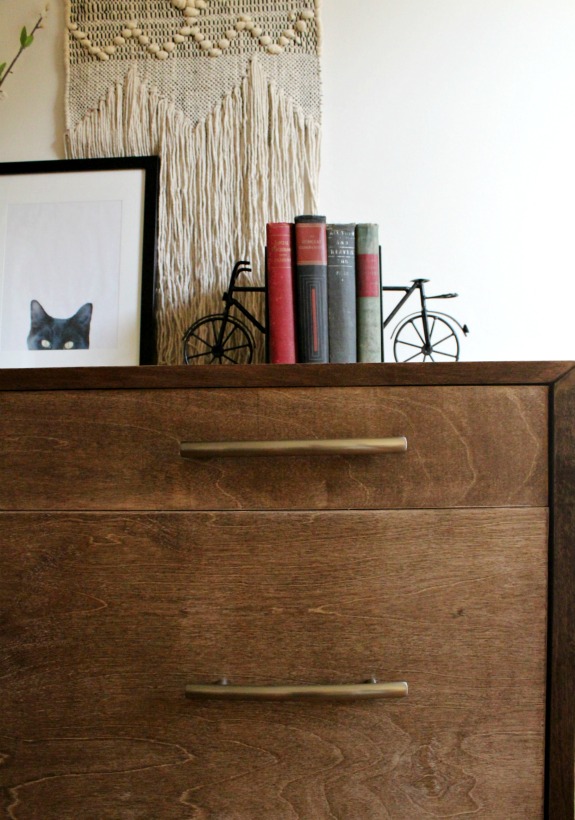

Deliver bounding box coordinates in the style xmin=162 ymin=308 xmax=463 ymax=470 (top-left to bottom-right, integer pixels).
xmin=0 ymin=361 xmax=573 ymax=392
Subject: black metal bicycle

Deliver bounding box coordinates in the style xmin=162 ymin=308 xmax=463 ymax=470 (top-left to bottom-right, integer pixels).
xmin=183 ymin=261 xmax=468 ymax=364
xmin=383 ymin=278 xmax=469 ymax=363
xmin=183 ymin=260 xmax=264 ymax=364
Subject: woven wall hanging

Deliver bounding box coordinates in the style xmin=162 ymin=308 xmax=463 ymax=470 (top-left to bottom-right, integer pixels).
xmin=65 ymin=1 xmax=322 ymax=364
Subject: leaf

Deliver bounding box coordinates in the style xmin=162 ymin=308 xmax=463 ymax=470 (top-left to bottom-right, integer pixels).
xmin=0 ymin=63 xmax=6 ymax=79
xmin=20 ymin=27 xmax=34 ymax=48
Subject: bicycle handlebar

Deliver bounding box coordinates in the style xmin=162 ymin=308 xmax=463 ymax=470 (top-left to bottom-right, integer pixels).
xmin=229 ymin=260 xmax=251 ymax=288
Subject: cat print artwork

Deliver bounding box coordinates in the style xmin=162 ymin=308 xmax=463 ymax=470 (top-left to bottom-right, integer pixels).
xmin=27 ymin=300 xmax=93 ymax=350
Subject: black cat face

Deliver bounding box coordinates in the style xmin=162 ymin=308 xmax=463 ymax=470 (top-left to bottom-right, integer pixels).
xmin=27 ymin=300 xmax=93 ymax=350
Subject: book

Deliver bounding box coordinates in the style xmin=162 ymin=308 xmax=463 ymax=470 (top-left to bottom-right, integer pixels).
xmin=355 ymin=223 xmax=382 ymax=362
xmin=326 ymin=223 xmax=357 ymax=363
xmin=294 ymin=214 xmax=329 ymax=363
xmin=265 ymin=222 xmax=297 ymax=363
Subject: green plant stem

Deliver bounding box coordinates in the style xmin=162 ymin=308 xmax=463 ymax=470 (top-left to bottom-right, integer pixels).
xmin=0 ymin=14 xmax=44 ymax=90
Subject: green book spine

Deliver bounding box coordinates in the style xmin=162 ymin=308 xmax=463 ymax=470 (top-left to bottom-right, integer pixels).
xmin=356 ymin=223 xmax=382 ymax=362
xmin=327 ymin=224 xmax=357 ymax=363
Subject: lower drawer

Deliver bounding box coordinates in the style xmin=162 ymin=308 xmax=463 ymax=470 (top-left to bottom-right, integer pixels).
xmin=0 ymin=509 xmax=547 ymax=819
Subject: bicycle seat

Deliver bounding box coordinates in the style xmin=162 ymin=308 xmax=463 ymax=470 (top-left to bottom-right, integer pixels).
xmin=411 ymin=278 xmax=430 ymax=283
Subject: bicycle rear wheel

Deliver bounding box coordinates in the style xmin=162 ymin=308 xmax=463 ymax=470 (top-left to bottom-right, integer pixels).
xmin=393 ymin=313 xmax=460 ymax=362
xmin=183 ymin=314 xmax=255 ymax=364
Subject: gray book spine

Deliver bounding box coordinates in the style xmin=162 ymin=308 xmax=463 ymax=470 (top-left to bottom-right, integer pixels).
xmin=327 ymin=224 xmax=357 ymax=363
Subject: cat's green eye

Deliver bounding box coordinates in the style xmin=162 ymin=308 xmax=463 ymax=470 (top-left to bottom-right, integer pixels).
xmin=41 ymin=339 xmax=51 ymax=349
xmin=64 ymin=341 xmax=75 ymax=349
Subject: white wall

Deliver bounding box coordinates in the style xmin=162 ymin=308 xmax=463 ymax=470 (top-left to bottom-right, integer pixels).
xmin=1 ymin=0 xmax=575 ymax=361
xmin=320 ymin=0 xmax=575 ymax=361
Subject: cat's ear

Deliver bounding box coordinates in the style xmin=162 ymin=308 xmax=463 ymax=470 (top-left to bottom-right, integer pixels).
xmin=30 ymin=300 xmax=49 ymax=325
xmin=73 ymin=303 xmax=93 ymax=329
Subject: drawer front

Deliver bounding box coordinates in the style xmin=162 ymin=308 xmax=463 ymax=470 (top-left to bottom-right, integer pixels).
xmin=1 ymin=509 xmax=547 ymax=818
xmin=0 ymin=385 xmax=547 ymax=510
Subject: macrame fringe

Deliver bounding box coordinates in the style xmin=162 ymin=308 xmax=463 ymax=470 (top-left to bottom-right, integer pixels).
xmin=65 ymin=57 xmax=321 ymax=364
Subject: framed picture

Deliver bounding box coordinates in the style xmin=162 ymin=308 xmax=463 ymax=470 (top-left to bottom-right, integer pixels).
xmin=0 ymin=155 xmax=159 ymax=368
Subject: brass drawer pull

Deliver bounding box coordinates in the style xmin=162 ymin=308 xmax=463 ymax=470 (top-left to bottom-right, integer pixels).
xmin=180 ymin=437 xmax=407 ymax=458
xmin=185 ymin=679 xmax=408 ymax=701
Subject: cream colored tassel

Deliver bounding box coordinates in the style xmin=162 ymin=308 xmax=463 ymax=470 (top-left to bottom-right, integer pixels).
xmin=66 ymin=57 xmax=321 ymax=365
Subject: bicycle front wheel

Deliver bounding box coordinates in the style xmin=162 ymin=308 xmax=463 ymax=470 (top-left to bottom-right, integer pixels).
xmin=183 ymin=314 xmax=255 ymax=364
xmin=393 ymin=314 xmax=460 ymax=362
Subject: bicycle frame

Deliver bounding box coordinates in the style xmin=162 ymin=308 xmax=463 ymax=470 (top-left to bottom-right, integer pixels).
xmin=219 ymin=261 xmax=266 ymax=340
xmin=222 ymin=285 xmax=266 ymax=335
xmin=382 ymin=279 xmax=432 ymax=348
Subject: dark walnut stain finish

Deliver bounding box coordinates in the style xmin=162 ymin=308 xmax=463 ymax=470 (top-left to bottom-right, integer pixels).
xmin=0 ymin=360 xmax=571 ymax=391
xmin=0 ymin=362 xmax=572 ymax=820
xmin=1 ymin=509 xmax=547 ymax=819
xmin=0 ymin=385 xmax=547 ymax=511
xmin=548 ymin=367 xmax=575 ymax=820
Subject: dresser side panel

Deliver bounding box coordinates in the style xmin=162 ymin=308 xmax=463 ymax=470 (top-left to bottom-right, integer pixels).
xmin=549 ymin=368 xmax=575 ymax=819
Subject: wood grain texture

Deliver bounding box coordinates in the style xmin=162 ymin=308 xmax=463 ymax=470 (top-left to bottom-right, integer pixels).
xmin=0 ymin=361 xmax=572 ymax=392
xmin=548 ymin=368 xmax=575 ymax=819
xmin=0 ymin=509 xmax=547 ymax=819
xmin=0 ymin=385 xmax=547 ymax=511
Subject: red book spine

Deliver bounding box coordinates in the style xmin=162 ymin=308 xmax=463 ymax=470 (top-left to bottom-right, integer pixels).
xmin=266 ymin=222 xmax=297 ymax=364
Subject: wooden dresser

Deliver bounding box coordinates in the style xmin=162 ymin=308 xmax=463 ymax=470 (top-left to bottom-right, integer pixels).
xmin=0 ymin=362 xmax=573 ymax=819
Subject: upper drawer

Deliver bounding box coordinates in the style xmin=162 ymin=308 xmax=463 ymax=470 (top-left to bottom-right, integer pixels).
xmin=0 ymin=385 xmax=547 ymax=510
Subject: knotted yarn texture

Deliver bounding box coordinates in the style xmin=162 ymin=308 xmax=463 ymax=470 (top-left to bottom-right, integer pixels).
xmin=65 ymin=0 xmax=322 ymax=364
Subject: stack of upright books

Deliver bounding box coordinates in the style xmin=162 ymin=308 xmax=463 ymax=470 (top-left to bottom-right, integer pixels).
xmin=266 ymin=216 xmax=382 ymax=364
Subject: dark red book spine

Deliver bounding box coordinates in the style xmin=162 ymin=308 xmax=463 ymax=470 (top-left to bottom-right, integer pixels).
xmin=294 ymin=215 xmax=328 ymax=363
xmin=266 ymin=223 xmax=297 ymax=363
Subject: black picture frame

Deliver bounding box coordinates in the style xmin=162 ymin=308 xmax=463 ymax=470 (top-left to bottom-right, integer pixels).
xmin=0 ymin=155 xmax=159 ymax=367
